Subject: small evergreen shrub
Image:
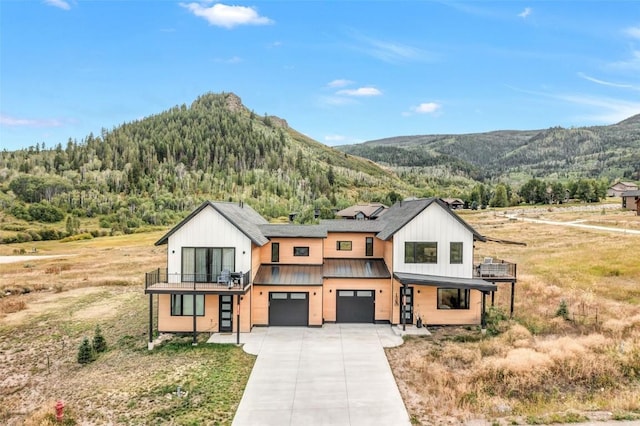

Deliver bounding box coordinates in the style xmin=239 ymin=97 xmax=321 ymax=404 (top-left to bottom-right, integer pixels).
xmin=92 ymin=325 xmax=107 ymax=353
xmin=77 ymin=337 xmax=94 ymax=364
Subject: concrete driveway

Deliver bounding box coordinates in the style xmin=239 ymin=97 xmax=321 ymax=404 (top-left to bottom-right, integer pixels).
xmin=228 ymin=324 xmax=411 ymax=426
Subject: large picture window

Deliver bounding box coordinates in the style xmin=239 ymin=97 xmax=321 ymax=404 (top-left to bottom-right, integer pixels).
xmin=171 ymin=294 xmax=205 ymax=316
xmin=182 ymin=247 xmax=235 ymax=282
xmin=437 ymin=288 xmax=470 ymax=310
xmin=404 ymin=242 xmax=437 ymax=263
xmin=450 ymin=242 xmax=463 ymax=264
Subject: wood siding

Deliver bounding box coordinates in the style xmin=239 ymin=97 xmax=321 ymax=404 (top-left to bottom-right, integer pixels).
xmin=322 ymin=278 xmax=392 ymax=322
xmin=259 ymin=238 xmax=323 ymax=265
xmin=392 ymin=203 xmax=474 ymax=278
xmin=166 ymin=206 xmax=253 ymax=277
xmin=323 ymin=232 xmax=384 ymax=258
xmin=157 ymin=293 xmax=252 ymax=333
xmin=251 ymin=285 xmax=323 ymax=326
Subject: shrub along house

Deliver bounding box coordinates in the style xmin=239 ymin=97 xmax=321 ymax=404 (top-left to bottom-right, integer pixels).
xmin=144 ymin=198 xmax=516 ymax=345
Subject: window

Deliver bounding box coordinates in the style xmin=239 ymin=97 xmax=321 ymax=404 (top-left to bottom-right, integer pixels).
xmin=336 ymin=241 xmax=352 ymax=251
xmin=450 ymin=242 xmax=463 ymax=264
xmin=182 ymin=247 xmax=235 ymax=282
xmin=437 ymin=288 xmax=470 ymax=310
xmin=404 ymin=242 xmax=437 ymax=263
xmin=171 ymin=294 xmax=205 ymax=316
xmin=293 ymin=246 xmax=309 ymax=256
xmin=271 ymin=242 xmax=280 ymax=263
xmin=365 ymin=237 xmax=374 ymax=256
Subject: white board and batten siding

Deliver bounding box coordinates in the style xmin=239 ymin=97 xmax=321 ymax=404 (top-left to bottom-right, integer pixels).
xmin=166 ymin=205 xmax=253 ymax=276
xmin=392 ymin=203 xmax=475 ymax=278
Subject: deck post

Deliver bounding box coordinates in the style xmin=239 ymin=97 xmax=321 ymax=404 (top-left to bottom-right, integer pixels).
xmin=491 ymin=291 xmax=495 ymax=307
xmin=510 ymin=281 xmax=515 ymax=318
xmin=148 ymin=294 xmax=153 ymax=349
xmin=192 ymin=294 xmax=197 ymax=346
xmin=481 ymin=291 xmax=487 ymax=329
xmin=236 ymin=294 xmax=241 ymax=345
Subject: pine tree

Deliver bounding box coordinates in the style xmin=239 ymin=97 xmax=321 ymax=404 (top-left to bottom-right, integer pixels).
xmin=77 ymin=337 xmax=94 ymax=364
xmin=92 ymin=325 xmax=107 ymax=353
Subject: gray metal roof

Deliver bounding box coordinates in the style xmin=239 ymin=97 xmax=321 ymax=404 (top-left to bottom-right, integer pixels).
xmin=253 ymin=265 xmax=323 ymax=286
xmin=259 ymin=224 xmax=328 ymax=238
xmin=324 ymin=258 xmax=390 ymax=279
xmin=622 ymin=190 xmax=640 ymax=196
xmin=376 ymin=198 xmax=485 ymax=242
xmin=319 ymin=220 xmax=384 ymax=233
xmin=394 ymin=272 xmax=497 ymax=292
xmin=155 ymin=201 xmax=269 ymax=246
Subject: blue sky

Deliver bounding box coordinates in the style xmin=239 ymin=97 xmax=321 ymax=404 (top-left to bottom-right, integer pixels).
xmin=1 ymin=1 xmax=640 ymax=151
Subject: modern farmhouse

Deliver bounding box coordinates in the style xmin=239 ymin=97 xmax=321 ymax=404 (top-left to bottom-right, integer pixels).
xmin=144 ymin=198 xmax=516 ymax=343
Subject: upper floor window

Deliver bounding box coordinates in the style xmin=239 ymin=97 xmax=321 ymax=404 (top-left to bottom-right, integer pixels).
xmin=450 ymin=242 xmax=463 ymax=264
xmin=437 ymin=288 xmax=469 ymax=310
xmin=336 ymin=241 xmax=352 ymax=251
xmin=171 ymin=294 xmax=205 ymax=316
xmin=293 ymin=246 xmax=309 ymax=256
xmin=182 ymin=247 xmax=235 ymax=282
xmin=271 ymin=242 xmax=280 ymax=263
xmin=404 ymin=242 xmax=437 ymax=264
xmin=365 ymin=237 xmax=374 ymax=257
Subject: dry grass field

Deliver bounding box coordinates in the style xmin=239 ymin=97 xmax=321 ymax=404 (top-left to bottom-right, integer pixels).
xmin=388 ymin=205 xmax=640 ymax=425
xmin=0 ymin=233 xmax=254 ymax=425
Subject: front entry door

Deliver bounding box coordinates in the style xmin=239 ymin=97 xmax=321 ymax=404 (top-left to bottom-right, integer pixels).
xmin=219 ymin=295 xmax=233 ymax=332
xmin=401 ymin=286 xmax=413 ymax=324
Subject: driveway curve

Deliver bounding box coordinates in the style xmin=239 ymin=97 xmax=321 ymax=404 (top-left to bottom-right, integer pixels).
xmin=231 ymin=324 xmax=410 ymax=426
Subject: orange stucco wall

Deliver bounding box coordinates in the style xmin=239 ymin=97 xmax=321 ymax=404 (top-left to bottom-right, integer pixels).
xmin=412 ymin=286 xmax=482 ymax=325
xmin=251 ymin=285 xmax=323 ymax=326
xmin=322 ymin=278 xmax=392 ymax=322
xmin=323 ymin=233 xmax=384 ymax=258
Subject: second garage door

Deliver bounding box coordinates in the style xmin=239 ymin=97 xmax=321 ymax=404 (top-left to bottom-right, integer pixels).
xmin=269 ymin=292 xmax=309 ymax=326
xmin=336 ymin=290 xmax=375 ymax=323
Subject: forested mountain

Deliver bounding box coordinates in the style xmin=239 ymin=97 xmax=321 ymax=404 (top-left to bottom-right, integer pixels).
xmin=0 ymin=93 xmax=412 ymax=242
xmin=338 ymin=115 xmax=640 ymax=185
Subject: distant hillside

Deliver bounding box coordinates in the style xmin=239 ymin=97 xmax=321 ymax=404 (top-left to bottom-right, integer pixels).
xmin=338 ymin=115 xmax=640 ymax=184
xmin=0 ymin=93 xmax=413 ymax=240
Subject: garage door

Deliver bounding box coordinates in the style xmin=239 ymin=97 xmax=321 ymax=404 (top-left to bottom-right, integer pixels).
xmin=336 ymin=290 xmax=375 ymax=323
xmin=269 ymin=292 xmax=309 ymax=326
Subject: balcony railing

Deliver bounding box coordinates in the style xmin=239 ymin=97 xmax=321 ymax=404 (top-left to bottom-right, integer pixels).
xmin=145 ymin=268 xmax=251 ymax=292
xmin=474 ymin=258 xmax=517 ymax=281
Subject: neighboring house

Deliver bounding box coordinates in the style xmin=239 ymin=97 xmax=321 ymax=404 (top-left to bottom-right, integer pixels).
xmin=335 ymin=203 xmax=388 ymax=220
xmin=441 ymin=198 xmax=465 ymax=209
xmin=608 ymin=182 xmax=638 ymax=197
xmin=621 ymin=190 xmax=640 ymax=211
xmin=144 ymin=198 xmax=517 ymax=343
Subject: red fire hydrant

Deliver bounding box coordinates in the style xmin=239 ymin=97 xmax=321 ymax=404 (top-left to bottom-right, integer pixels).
xmin=55 ymin=400 xmax=65 ymax=423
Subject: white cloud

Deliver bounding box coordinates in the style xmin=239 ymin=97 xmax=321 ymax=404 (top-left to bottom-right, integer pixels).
xmin=0 ymin=114 xmax=64 ymax=128
xmin=348 ymin=32 xmax=435 ymax=64
xmin=327 ymin=79 xmax=353 ymax=88
xmin=180 ymin=2 xmax=273 ymax=29
xmin=625 ymin=26 xmax=640 ymax=39
xmin=518 ymin=7 xmax=532 ymax=18
xmin=558 ymin=94 xmax=640 ymax=123
xmin=609 ymin=50 xmax=640 ymax=71
xmin=44 ymin=0 xmax=71 ymax=10
xmin=324 ymin=134 xmax=346 ymax=142
xmin=578 ymin=72 xmax=639 ymax=91
xmin=336 ymin=87 xmax=382 ymax=97
xmin=413 ymin=102 xmax=442 ymax=114
xmin=214 ymin=56 xmax=242 ymax=64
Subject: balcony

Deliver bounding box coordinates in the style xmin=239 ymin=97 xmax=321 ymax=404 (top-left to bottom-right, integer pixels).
xmin=474 ymin=258 xmax=517 ymax=282
xmin=144 ymin=268 xmax=251 ymax=294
